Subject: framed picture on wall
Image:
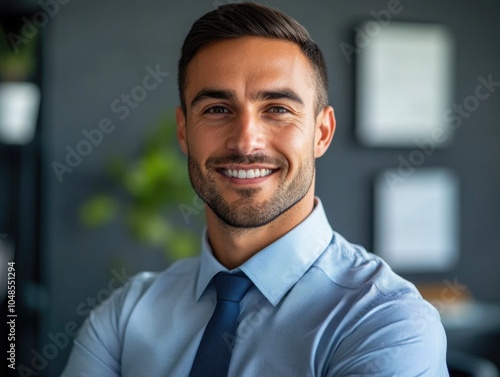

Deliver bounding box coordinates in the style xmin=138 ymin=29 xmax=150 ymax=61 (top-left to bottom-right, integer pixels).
xmin=356 ymin=22 xmax=454 ymax=147
xmin=374 ymin=168 xmax=460 ymax=273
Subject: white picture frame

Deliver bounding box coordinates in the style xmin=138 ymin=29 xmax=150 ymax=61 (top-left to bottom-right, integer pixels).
xmin=374 ymin=168 xmax=459 ymax=273
xmin=356 ymin=22 xmax=454 ymax=147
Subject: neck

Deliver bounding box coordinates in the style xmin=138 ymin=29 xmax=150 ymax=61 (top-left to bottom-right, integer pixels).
xmin=205 ymin=189 xmax=316 ymax=270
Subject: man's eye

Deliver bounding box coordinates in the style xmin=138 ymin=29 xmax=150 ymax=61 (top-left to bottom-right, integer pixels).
xmin=205 ymin=106 xmax=229 ymax=114
xmin=268 ymin=107 xmax=288 ymax=114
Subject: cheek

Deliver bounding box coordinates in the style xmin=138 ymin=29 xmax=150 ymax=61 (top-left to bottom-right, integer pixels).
xmin=274 ymin=127 xmax=314 ymax=158
xmin=187 ymin=128 xmax=219 ymax=158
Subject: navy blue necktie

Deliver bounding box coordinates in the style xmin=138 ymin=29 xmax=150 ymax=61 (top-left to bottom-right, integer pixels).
xmin=189 ymin=273 xmax=253 ymax=377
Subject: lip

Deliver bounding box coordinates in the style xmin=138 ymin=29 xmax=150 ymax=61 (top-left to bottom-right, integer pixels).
xmin=216 ymin=164 xmax=277 ymax=170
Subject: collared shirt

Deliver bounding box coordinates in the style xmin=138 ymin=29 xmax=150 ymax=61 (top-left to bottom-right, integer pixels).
xmin=62 ymin=199 xmax=449 ymax=376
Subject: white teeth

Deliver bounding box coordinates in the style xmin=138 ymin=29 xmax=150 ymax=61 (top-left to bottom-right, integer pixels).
xmin=222 ymin=168 xmax=273 ymax=179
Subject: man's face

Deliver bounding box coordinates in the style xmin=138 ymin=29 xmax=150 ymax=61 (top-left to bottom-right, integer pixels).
xmin=177 ymin=36 xmax=331 ymax=228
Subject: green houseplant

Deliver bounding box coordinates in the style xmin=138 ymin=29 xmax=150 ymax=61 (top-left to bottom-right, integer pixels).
xmin=80 ymin=114 xmax=201 ymax=260
xmin=0 ymin=25 xmax=37 ymax=81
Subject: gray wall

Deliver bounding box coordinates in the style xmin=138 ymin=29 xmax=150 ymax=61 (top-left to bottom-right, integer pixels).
xmin=39 ymin=0 xmax=499 ymax=375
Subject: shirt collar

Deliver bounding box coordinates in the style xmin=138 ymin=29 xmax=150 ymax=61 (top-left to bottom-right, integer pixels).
xmin=195 ymin=197 xmax=333 ymax=306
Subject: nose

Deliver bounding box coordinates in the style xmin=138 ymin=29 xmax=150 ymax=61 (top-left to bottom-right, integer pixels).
xmin=225 ymin=111 xmax=265 ymax=155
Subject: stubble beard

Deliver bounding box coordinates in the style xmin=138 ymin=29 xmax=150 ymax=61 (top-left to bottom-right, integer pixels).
xmin=187 ymin=152 xmax=315 ymax=229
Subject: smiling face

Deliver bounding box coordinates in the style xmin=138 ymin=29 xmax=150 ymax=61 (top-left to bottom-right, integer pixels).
xmin=177 ymin=36 xmax=334 ymax=229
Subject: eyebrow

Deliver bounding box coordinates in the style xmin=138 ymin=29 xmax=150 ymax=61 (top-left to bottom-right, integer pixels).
xmin=190 ymin=88 xmax=305 ymax=108
xmin=252 ymin=89 xmax=305 ymax=106
xmin=190 ymin=89 xmax=236 ymax=107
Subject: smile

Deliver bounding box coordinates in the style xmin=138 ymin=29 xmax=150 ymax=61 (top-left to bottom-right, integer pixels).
xmin=222 ymin=168 xmax=274 ymax=179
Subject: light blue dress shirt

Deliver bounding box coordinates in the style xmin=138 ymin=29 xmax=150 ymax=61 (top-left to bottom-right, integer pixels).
xmin=62 ymin=199 xmax=448 ymax=376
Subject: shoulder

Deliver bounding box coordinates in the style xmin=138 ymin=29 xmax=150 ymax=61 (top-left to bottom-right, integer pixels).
xmin=82 ymin=256 xmax=200 ymax=342
xmin=313 ymin=231 xmax=419 ymax=295
xmin=312 ymin=231 xmax=440 ymax=328
xmin=62 ymin=258 xmax=200 ymax=375
xmin=312 ymin=232 xmax=448 ymax=375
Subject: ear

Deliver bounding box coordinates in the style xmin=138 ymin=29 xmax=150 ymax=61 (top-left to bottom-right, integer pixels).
xmin=314 ymin=106 xmax=336 ymax=158
xmin=176 ymin=106 xmax=188 ymax=155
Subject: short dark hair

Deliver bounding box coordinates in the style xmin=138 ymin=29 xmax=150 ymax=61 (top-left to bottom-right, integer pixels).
xmin=178 ymin=2 xmax=328 ymax=115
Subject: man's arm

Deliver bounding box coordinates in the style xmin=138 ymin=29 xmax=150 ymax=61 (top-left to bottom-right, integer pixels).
xmin=61 ymin=272 xmax=156 ymax=377
xmin=61 ymin=288 xmax=124 ymax=377
xmin=326 ymin=294 xmax=449 ymax=376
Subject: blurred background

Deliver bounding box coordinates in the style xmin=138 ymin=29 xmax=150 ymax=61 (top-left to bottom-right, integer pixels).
xmin=0 ymin=0 xmax=499 ymax=375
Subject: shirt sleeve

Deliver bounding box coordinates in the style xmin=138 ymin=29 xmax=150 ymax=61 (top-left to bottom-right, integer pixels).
xmin=61 ymin=272 xmax=156 ymax=377
xmin=326 ymin=293 xmax=449 ymax=377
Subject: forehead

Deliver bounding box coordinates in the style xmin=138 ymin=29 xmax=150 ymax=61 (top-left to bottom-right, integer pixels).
xmin=185 ymin=36 xmax=316 ymax=105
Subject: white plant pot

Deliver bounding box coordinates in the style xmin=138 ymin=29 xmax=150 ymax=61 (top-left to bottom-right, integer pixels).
xmin=0 ymin=82 xmax=41 ymax=145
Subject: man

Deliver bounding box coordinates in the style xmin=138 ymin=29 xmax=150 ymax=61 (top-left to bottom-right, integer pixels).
xmin=62 ymin=3 xmax=448 ymax=376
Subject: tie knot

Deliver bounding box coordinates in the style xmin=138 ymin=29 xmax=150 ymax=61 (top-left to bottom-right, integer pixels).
xmin=214 ymin=273 xmax=253 ymax=303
